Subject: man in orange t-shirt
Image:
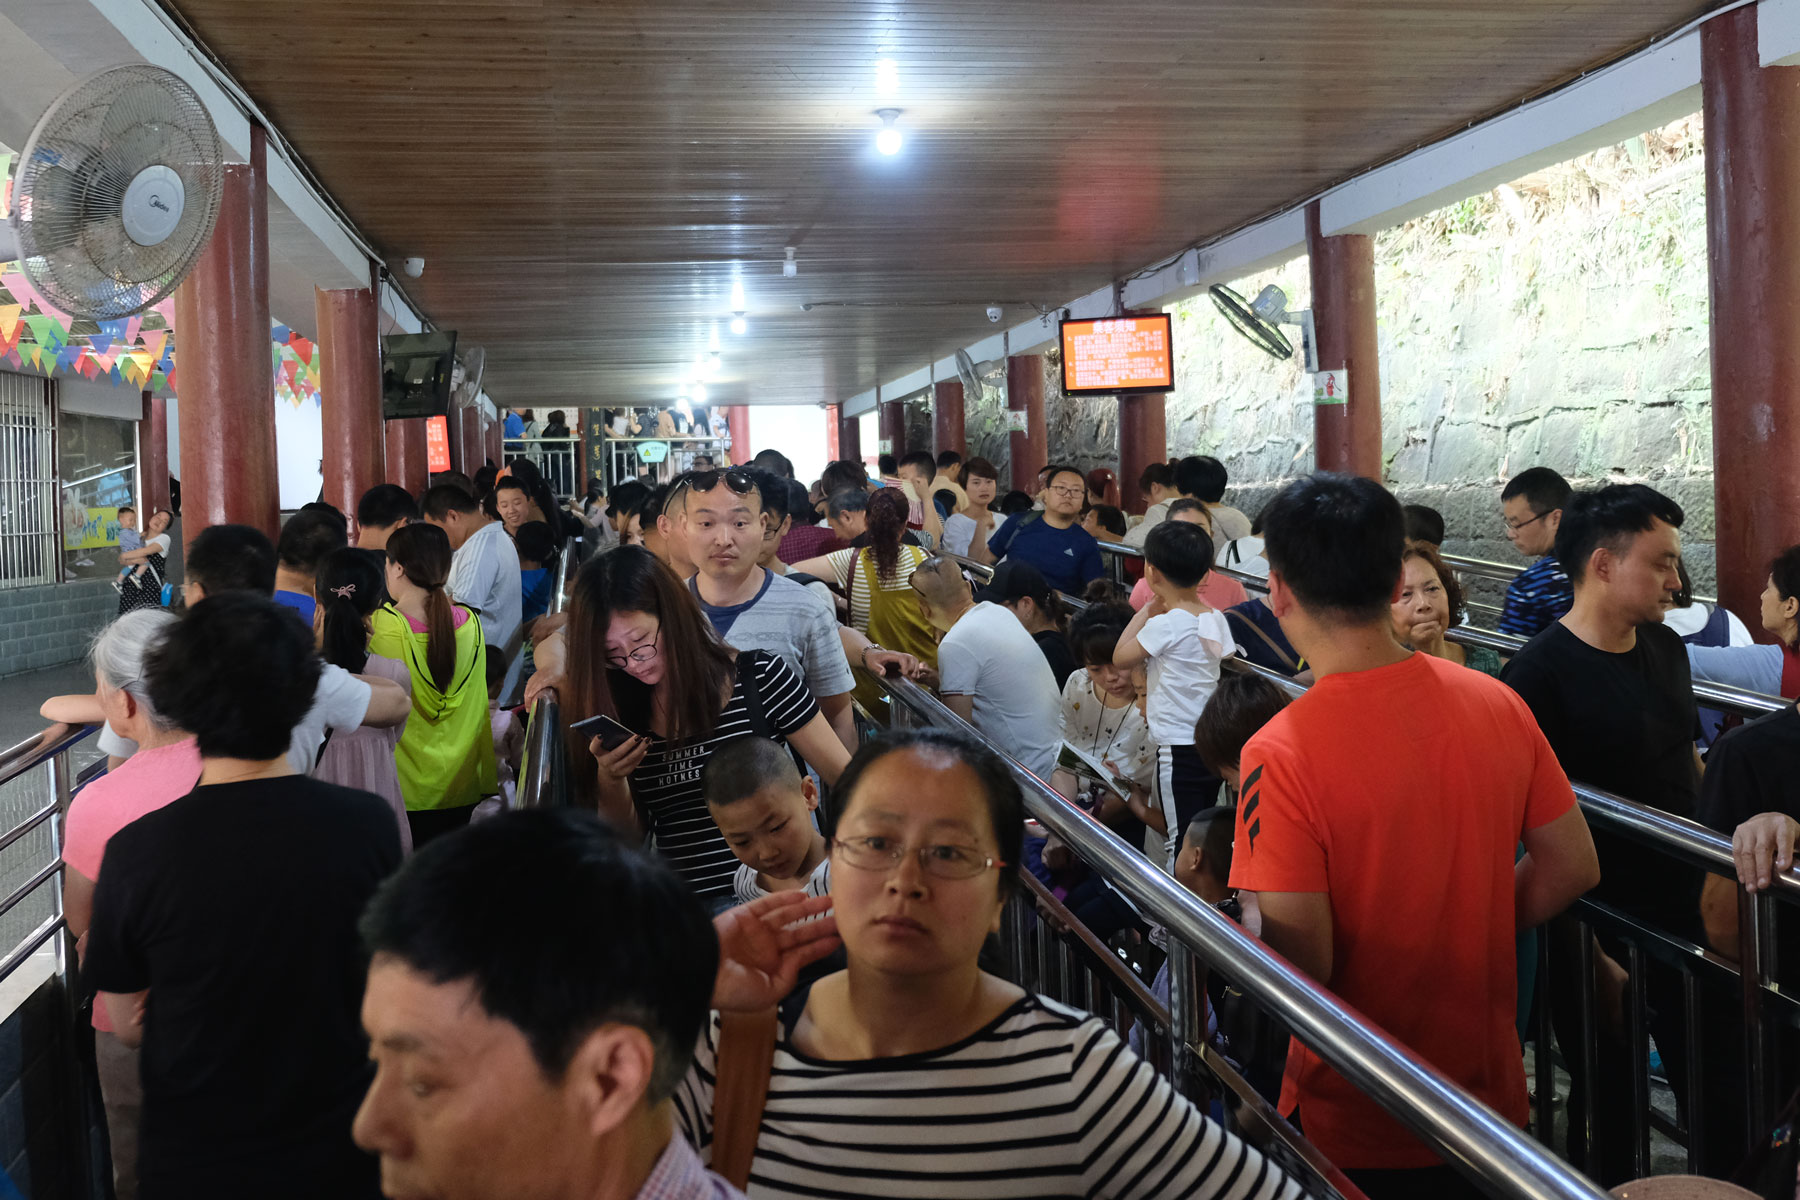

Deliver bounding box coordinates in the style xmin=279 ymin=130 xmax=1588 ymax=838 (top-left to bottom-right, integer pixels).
xmin=1229 ymin=473 xmax=1600 ymax=1199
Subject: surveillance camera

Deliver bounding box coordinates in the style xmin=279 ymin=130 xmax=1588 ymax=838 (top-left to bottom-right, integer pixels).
xmin=985 ymin=304 xmax=1003 ymax=324
xmin=402 ymin=257 xmax=425 ymax=279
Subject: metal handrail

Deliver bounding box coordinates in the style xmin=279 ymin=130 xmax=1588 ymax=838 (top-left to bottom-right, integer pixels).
xmin=0 ymin=725 xmax=96 ymax=790
xmin=1093 ymin=543 xmax=1790 ymax=720
xmin=516 ymin=540 xmax=578 ymax=809
xmin=874 ymin=672 xmax=1613 ymax=1200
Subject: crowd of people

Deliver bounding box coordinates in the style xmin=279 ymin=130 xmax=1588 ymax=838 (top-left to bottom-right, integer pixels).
xmin=28 ymin=433 xmax=1800 ymax=1200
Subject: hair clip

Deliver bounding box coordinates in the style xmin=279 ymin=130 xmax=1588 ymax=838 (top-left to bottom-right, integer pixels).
xmin=331 ymin=584 xmax=356 ymax=598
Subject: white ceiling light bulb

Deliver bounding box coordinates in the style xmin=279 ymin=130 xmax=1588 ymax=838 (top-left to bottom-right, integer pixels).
xmin=783 ymin=246 xmax=797 ymax=278
xmin=875 ymin=58 xmax=899 ymax=97
xmin=875 ymin=109 xmax=903 ymax=156
xmin=707 ymin=354 xmax=722 ymax=374
xmin=709 ymin=324 xmax=721 ymax=351
xmin=692 ymin=384 xmax=708 ymax=404
xmin=730 ymin=278 xmax=747 ymax=312
xmin=730 ymin=315 xmax=748 ymax=335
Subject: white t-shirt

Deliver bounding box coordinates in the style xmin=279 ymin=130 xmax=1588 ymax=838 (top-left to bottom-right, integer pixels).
xmin=940 ymin=513 xmax=977 ymax=558
xmin=1123 ymin=498 xmax=1173 ymax=549
xmin=732 ymin=857 xmax=832 ymax=906
xmin=938 ymin=602 xmax=1061 ymax=780
xmin=289 ymin=663 xmax=374 ymax=774
xmin=1136 ymin=608 xmax=1236 ymax=745
xmin=448 ymin=519 xmax=522 ymax=651
xmin=102 ymin=662 xmax=372 ymax=774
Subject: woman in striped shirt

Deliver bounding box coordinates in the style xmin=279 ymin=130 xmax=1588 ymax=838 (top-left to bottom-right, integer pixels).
xmin=562 ymin=546 xmax=849 ymax=904
xmin=679 ymin=727 xmax=1305 ymax=1199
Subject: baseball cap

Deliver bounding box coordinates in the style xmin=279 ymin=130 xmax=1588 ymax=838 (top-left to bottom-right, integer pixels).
xmin=975 ymin=559 xmax=1053 ymax=606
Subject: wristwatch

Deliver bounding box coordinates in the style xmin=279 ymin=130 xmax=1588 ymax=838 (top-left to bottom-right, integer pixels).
xmin=861 ymin=643 xmax=885 ymax=668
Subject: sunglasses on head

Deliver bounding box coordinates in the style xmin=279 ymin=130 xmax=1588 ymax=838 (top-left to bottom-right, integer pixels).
xmin=687 ymin=468 xmax=756 ymax=495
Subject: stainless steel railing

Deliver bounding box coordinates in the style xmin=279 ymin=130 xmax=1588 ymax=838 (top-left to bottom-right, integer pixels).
xmin=1210 ymin=656 xmax=1800 ymax=1176
xmin=873 ymin=672 xmax=1614 ymax=1200
xmin=516 ymin=539 xmax=578 ymax=809
xmin=1087 ymin=540 xmax=1789 ymax=720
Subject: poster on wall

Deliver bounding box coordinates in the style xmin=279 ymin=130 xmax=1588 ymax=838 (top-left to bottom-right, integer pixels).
xmin=64 ymin=505 xmax=122 ymax=551
xmin=425 ymin=415 xmax=452 ymax=471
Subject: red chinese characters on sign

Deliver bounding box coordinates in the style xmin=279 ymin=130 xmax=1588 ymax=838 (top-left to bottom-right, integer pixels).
xmin=1061 ymin=315 xmax=1175 ymax=393
xmin=425 ymin=415 xmax=452 ymax=472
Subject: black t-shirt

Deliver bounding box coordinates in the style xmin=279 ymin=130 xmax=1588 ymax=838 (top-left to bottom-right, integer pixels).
xmin=85 ymin=775 xmax=401 ymax=1198
xmin=1502 ymin=620 xmax=1703 ymax=932
xmin=1033 ymin=628 xmax=1078 ymax=690
xmin=1698 ymin=704 xmax=1800 ymax=986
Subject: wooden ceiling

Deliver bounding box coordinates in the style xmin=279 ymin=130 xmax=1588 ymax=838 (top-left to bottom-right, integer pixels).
xmin=166 ymin=0 xmax=1712 ymax=408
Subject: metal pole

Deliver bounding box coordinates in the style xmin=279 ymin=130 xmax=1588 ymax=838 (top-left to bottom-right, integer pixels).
xmin=1167 ymin=940 xmax=1201 ymax=1100
xmin=1626 ymin=944 xmax=1650 ymax=1179
xmin=1738 ymin=888 xmax=1773 ymax=1149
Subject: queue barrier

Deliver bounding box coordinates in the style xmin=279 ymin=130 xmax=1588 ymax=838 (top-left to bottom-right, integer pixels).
xmin=1082 ymin=539 xmax=1789 ymax=720
xmin=516 ymin=537 xmax=579 ymax=810
xmin=869 ymin=672 xmax=1615 ymax=1200
xmin=951 ymin=540 xmax=1800 ymax=1172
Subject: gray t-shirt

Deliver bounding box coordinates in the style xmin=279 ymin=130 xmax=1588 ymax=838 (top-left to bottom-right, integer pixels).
xmin=938 ymin=602 xmax=1062 ymax=780
xmin=690 ymin=570 xmax=855 ymax=702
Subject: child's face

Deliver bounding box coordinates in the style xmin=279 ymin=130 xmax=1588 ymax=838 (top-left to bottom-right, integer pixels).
xmin=710 ymin=780 xmax=821 ymax=881
xmin=118 ymin=511 xmax=137 ymax=530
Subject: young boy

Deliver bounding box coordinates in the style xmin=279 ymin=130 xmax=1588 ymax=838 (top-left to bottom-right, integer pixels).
xmin=514 ymin=520 xmax=556 ymax=623
xmin=702 ymin=736 xmax=830 ymax=905
xmin=1193 ymin=671 xmax=1293 ymax=796
xmin=114 ymin=506 xmax=143 ymax=591
xmin=1114 ymin=520 xmax=1236 ymax=869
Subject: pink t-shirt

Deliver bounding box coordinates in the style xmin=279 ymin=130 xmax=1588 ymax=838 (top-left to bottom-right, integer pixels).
xmin=1129 ymin=572 xmax=1250 ymax=613
xmin=401 ymin=605 xmax=472 ymax=634
xmin=63 ymin=736 xmax=203 ymax=1032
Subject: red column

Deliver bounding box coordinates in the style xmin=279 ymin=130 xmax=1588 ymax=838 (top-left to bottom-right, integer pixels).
xmin=878 ymin=397 xmax=906 ymax=461
xmin=1006 ymin=355 xmax=1047 ymax=491
xmin=1305 ymin=202 xmax=1383 ymax=480
xmin=314 ymin=286 xmax=383 ymax=535
xmin=825 ymin=405 xmax=841 ymax=461
xmin=933 ymin=379 xmax=966 ymax=461
xmin=726 ymin=405 xmax=751 ymax=464
xmin=172 ymin=128 xmax=276 ymax=546
xmin=1703 ymin=8 xmax=1800 ymax=630
xmin=385 ymin=419 xmax=428 ymax=494
xmin=1117 ymin=394 xmax=1167 ymax=513
xmin=838 ymin=407 xmax=862 ymax=464
xmin=485 ymin=409 xmax=502 ymax=468
xmin=454 ymin=407 xmax=484 ymax=475
xmin=140 ymin=390 xmax=170 ymax=515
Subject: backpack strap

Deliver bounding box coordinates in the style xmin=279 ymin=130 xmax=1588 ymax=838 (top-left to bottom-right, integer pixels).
xmin=1226 ymin=607 xmax=1300 ymax=674
xmin=711 ymin=1007 xmax=779 ymax=1190
xmin=735 ymin=649 xmax=776 ymax=741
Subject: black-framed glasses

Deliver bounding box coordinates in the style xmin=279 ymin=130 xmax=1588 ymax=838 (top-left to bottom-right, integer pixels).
xmin=1046 ymin=484 xmax=1085 ymax=499
xmin=604 ymin=626 xmax=662 ymax=669
xmin=831 ymin=834 xmax=1007 ymax=880
xmin=1503 ymin=510 xmax=1549 ymax=534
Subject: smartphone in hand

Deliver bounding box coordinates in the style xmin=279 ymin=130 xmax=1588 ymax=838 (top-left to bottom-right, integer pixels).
xmin=569 ymin=712 xmax=638 ymax=751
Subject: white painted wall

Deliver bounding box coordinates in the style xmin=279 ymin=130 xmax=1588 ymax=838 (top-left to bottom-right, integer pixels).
xmin=745 ymin=405 xmax=832 ymax=488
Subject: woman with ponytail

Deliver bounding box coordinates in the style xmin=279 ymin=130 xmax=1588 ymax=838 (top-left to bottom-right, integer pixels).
xmin=312 ymin=547 xmax=413 ymax=853
xmin=791 ymin=487 xmax=938 ymax=712
xmin=370 ymin=524 xmax=497 ymax=847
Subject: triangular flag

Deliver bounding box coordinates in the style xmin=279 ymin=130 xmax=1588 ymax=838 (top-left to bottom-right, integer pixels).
xmin=151 ymin=369 xmax=167 ymax=391
xmin=58 ymin=343 xmax=82 ymax=370
xmin=88 ymin=331 xmax=114 ymax=356
xmin=291 ymin=336 xmax=314 ymax=365
xmin=23 ymin=313 xmax=65 ymax=350
xmin=94 ymin=349 xmax=117 ymax=372
xmin=0 ymin=153 xmax=12 ymax=221
xmin=125 ymin=314 xmax=142 ymax=345
xmin=0 ymin=304 xmax=18 ymax=344
xmin=165 ymin=367 xmax=177 ymax=392
xmin=141 ymin=330 xmax=167 ymax=363
xmin=272 ymin=323 xmax=291 ymax=344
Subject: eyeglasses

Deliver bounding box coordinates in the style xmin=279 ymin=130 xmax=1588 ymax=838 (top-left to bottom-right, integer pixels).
xmin=1503 ymin=511 xmax=1549 ymax=534
xmin=604 ymin=626 xmax=662 ymax=669
xmin=832 ymin=835 xmax=1007 ymax=880
xmin=1046 ymin=485 xmax=1084 ymax=499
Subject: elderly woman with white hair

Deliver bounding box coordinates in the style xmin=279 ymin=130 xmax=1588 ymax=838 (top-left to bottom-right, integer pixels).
xmin=61 ymin=609 xmax=201 ymax=1200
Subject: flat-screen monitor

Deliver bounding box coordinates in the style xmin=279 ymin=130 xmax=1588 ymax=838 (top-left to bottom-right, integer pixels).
xmin=381 ymin=330 xmax=458 ymax=419
xmin=1060 ymin=314 xmax=1175 ymax=395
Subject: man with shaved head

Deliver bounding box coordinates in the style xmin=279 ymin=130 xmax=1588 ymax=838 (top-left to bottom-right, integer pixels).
xmin=909 ymin=556 xmax=1060 ymax=779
